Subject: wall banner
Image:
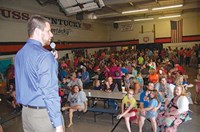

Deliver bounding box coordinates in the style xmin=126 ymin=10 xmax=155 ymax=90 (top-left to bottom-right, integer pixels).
xmin=0 ymin=7 xmax=92 ymax=33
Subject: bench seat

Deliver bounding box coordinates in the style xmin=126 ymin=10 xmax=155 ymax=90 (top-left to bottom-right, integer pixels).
xmin=87 ymin=107 xmax=119 ymax=125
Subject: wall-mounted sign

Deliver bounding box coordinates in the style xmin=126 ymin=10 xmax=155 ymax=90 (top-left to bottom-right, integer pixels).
xmin=120 ymin=24 xmax=133 ymax=32
xmin=51 ymin=28 xmax=72 ymax=35
xmin=0 ymin=7 xmax=92 ymax=33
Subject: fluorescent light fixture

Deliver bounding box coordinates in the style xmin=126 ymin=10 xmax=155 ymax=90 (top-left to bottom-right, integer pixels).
xmin=134 ymin=18 xmax=154 ymax=21
xmin=58 ymin=0 xmax=77 ymax=8
xmin=152 ymin=4 xmax=183 ymax=11
xmin=82 ymin=2 xmax=99 ymax=11
xmin=122 ymin=9 xmax=148 ymax=14
xmin=96 ymin=12 xmax=118 ymax=18
xmin=64 ymin=6 xmax=82 ymax=15
xmin=114 ymin=20 xmax=132 ymax=23
xmin=159 ymin=15 xmax=181 ymax=19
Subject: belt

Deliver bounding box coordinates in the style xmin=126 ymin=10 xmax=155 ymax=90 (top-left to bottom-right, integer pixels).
xmin=23 ymin=105 xmax=46 ymax=109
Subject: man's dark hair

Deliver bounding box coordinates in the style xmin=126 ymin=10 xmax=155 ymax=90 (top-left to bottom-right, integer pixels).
xmin=27 ymin=15 xmax=51 ymax=37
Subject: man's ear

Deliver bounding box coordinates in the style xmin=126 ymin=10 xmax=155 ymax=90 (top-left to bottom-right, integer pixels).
xmin=34 ymin=27 xmax=42 ymax=36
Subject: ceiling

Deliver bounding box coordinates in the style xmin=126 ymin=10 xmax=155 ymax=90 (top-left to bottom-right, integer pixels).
xmin=36 ymin=0 xmax=200 ymax=22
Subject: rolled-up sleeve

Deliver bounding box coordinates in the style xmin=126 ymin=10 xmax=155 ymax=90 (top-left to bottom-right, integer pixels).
xmin=39 ymin=53 xmax=62 ymax=127
xmin=177 ymin=96 xmax=189 ymax=114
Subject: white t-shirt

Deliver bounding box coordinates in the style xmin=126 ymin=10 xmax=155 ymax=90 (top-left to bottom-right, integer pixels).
xmin=176 ymin=96 xmax=189 ymax=114
xmin=167 ymin=84 xmax=175 ymax=101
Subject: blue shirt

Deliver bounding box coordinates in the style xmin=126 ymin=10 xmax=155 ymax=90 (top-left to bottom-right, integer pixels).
xmin=81 ymin=71 xmax=90 ymax=84
xmin=146 ymin=99 xmax=158 ymax=118
xmin=15 ymin=39 xmax=62 ymax=127
xmin=140 ymin=91 xmax=149 ymax=108
xmin=120 ymin=67 xmax=128 ymax=74
xmin=140 ymin=91 xmax=162 ymax=108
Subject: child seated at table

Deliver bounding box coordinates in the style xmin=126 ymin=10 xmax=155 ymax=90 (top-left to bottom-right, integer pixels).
xmin=103 ymin=77 xmax=118 ymax=110
xmin=124 ymin=73 xmax=131 ymax=90
xmin=93 ymin=79 xmax=102 ymax=90
xmin=61 ymin=85 xmax=88 ymax=128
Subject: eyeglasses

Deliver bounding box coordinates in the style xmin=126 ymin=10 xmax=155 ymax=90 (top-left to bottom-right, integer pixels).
xmin=128 ymin=93 xmax=134 ymax=95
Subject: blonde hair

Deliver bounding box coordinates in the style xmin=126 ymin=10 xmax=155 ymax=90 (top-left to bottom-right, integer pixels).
xmin=174 ymin=75 xmax=184 ymax=85
xmin=174 ymin=85 xmax=186 ymax=96
xmin=93 ymin=79 xmax=100 ymax=87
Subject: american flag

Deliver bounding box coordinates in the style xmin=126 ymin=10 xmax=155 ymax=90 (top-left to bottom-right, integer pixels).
xmin=170 ymin=19 xmax=183 ymax=43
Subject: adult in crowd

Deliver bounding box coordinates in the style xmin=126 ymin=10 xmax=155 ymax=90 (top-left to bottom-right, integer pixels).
xmin=110 ymin=63 xmax=122 ymax=91
xmin=103 ymin=77 xmax=118 ymax=110
xmin=138 ymin=82 xmax=162 ymax=129
xmin=139 ymin=89 xmax=159 ymax=132
xmin=81 ymin=66 xmax=90 ymax=88
xmin=132 ymin=77 xmax=141 ymax=94
xmin=117 ymin=89 xmax=137 ymax=132
xmin=148 ymin=68 xmax=159 ymax=85
xmin=157 ymin=85 xmax=191 ymax=132
xmin=155 ymin=77 xmax=175 ymax=110
xmin=15 ymin=15 xmax=64 ymax=132
xmin=124 ymin=73 xmax=131 ymax=90
xmin=155 ymin=77 xmax=174 ymax=99
xmin=61 ymin=85 xmax=87 ymax=128
xmin=67 ymin=72 xmax=83 ymax=90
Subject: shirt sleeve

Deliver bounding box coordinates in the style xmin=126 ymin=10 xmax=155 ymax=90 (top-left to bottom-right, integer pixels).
xmin=177 ymin=96 xmax=189 ymax=114
xmin=167 ymin=84 xmax=175 ymax=101
xmin=132 ymin=98 xmax=137 ymax=108
xmin=78 ymin=79 xmax=83 ymax=88
xmin=39 ymin=53 xmax=62 ymax=128
xmin=140 ymin=92 xmax=145 ymax=103
xmin=148 ymin=99 xmax=154 ymax=107
xmin=155 ymin=83 xmax=160 ymax=91
xmin=80 ymin=91 xmax=87 ymax=102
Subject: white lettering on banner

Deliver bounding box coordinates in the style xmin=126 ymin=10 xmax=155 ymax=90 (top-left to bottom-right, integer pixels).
xmin=138 ymin=32 xmax=154 ymax=44
xmin=51 ymin=28 xmax=72 ymax=35
xmin=120 ymin=24 xmax=133 ymax=32
xmin=0 ymin=7 xmax=92 ymax=31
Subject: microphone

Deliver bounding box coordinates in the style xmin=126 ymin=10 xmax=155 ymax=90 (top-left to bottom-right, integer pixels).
xmin=50 ymin=42 xmax=58 ymax=59
xmin=50 ymin=42 xmax=56 ymax=52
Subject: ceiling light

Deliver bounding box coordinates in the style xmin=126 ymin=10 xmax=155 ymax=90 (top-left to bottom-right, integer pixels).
xmin=152 ymin=4 xmax=183 ymax=11
xmin=122 ymin=9 xmax=149 ymax=14
xmin=158 ymin=15 xmax=181 ymax=19
xmin=114 ymin=20 xmax=132 ymax=23
xmin=134 ymin=18 xmax=154 ymax=22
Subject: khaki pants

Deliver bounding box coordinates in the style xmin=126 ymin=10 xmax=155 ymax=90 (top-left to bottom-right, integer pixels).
xmin=22 ymin=107 xmax=64 ymax=132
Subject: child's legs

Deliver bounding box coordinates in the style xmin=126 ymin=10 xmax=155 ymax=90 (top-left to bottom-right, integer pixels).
xmin=124 ymin=117 xmax=131 ymax=132
xmin=139 ymin=116 xmax=145 ymax=132
xmin=150 ymin=117 xmax=157 ymax=132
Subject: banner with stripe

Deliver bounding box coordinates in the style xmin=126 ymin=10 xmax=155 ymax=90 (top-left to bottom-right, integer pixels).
xmin=171 ymin=19 xmax=183 ymax=43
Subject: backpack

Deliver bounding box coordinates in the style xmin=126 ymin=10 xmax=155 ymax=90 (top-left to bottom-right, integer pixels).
xmin=114 ymin=70 xmax=120 ymax=77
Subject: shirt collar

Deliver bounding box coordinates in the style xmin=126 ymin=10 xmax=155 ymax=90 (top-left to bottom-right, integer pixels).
xmin=26 ymin=39 xmax=43 ymax=47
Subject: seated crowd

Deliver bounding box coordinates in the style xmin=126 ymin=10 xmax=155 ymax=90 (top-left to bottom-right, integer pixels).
xmin=56 ymin=46 xmax=199 ymax=131
xmin=3 ymin=45 xmax=200 ymax=131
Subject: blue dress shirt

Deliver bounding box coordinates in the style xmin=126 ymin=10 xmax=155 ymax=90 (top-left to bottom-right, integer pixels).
xmin=15 ymin=39 xmax=62 ymax=127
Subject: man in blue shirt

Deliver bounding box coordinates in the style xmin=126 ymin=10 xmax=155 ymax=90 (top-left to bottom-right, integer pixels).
xmin=139 ymin=82 xmax=162 ymax=132
xmin=15 ymin=15 xmax=64 ymax=132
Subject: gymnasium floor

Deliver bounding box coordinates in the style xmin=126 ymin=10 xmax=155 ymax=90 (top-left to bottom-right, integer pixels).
xmin=0 ymin=66 xmax=200 ymax=132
